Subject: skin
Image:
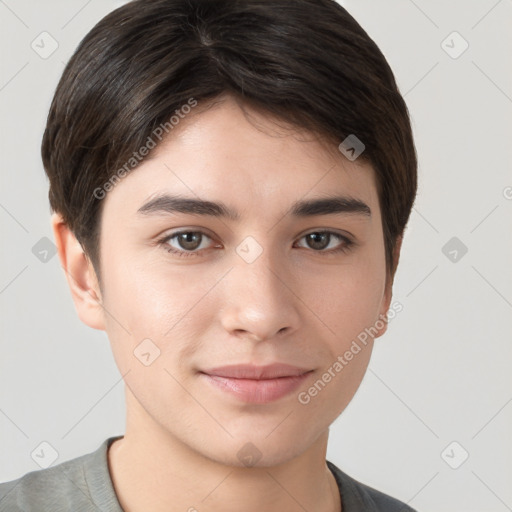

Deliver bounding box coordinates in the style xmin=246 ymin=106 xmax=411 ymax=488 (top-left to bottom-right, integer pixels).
xmin=53 ymin=94 xmax=401 ymax=512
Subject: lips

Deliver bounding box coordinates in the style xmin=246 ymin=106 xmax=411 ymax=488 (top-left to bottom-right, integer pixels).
xmin=202 ymin=363 xmax=311 ymax=379
xmin=199 ymin=363 xmax=313 ymax=403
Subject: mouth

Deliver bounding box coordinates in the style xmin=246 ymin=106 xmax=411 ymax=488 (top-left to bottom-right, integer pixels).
xmin=199 ymin=363 xmax=314 ymax=404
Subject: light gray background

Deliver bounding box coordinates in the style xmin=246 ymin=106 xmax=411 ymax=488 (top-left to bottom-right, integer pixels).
xmin=1 ymin=1 xmax=511 ymax=511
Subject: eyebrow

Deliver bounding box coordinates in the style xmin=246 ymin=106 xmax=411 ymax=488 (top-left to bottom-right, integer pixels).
xmin=137 ymin=194 xmax=371 ymax=220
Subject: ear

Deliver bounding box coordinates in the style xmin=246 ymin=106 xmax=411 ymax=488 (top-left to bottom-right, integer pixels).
xmin=51 ymin=213 xmax=106 ymax=331
xmin=375 ymin=235 xmax=403 ymax=339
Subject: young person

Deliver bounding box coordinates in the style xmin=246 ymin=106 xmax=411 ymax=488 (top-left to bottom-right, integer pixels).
xmin=0 ymin=0 xmax=418 ymax=510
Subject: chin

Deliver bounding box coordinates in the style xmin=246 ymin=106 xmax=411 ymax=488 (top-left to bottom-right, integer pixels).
xmin=188 ymin=426 xmax=322 ymax=469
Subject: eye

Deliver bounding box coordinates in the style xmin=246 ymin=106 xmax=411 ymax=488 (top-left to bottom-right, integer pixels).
xmin=159 ymin=230 xmax=216 ymax=258
xmin=295 ymin=231 xmax=354 ymax=254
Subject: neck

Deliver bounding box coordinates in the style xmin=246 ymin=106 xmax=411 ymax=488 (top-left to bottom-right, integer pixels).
xmin=107 ymin=390 xmax=341 ymax=512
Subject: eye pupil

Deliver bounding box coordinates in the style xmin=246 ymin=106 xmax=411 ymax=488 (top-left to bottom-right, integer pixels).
xmin=179 ymin=232 xmax=201 ymax=250
xmin=307 ymin=232 xmax=329 ymax=250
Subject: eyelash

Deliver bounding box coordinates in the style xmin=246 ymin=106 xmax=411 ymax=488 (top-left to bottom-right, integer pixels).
xmin=156 ymin=230 xmax=355 ymax=259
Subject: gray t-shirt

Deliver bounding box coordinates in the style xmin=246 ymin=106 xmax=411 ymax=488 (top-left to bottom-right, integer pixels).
xmin=0 ymin=436 xmax=417 ymax=511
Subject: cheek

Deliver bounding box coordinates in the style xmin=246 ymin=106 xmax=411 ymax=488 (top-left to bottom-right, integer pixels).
xmin=297 ymin=346 xmax=372 ymax=423
xmin=302 ymin=254 xmax=387 ymax=346
xmin=293 ymin=263 xmax=384 ymax=420
xmin=100 ymin=252 xmax=220 ymax=366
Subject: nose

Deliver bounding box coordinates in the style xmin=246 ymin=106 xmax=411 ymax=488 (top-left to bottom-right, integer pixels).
xmin=219 ymin=245 xmax=302 ymax=343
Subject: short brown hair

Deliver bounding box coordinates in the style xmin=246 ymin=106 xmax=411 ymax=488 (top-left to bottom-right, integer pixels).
xmin=42 ymin=0 xmax=417 ymax=282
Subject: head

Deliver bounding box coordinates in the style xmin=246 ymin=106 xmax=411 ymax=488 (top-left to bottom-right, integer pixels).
xmin=44 ymin=0 xmax=417 ymax=467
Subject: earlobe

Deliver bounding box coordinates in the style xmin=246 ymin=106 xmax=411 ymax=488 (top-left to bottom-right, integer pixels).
xmin=51 ymin=213 xmax=106 ymax=331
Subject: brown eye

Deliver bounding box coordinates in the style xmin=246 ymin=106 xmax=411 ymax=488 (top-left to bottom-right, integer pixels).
xmin=296 ymin=231 xmax=354 ymax=254
xmin=305 ymin=232 xmax=331 ymax=250
xmin=160 ymin=230 xmax=216 ymax=258
xmin=175 ymin=232 xmax=203 ymax=251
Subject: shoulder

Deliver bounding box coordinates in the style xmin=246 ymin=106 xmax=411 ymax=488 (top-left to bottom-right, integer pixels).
xmin=0 ymin=453 xmax=90 ymax=512
xmin=327 ymin=461 xmax=418 ymax=512
xmin=0 ymin=437 xmax=122 ymax=512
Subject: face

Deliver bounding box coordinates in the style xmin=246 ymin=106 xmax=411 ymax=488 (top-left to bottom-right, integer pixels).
xmin=94 ymin=95 xmax=393 ymax=467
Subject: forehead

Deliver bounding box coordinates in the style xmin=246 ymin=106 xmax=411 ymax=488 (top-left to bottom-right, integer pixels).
xmin=102 ymin=96 xmax=380 ymax=222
